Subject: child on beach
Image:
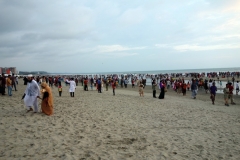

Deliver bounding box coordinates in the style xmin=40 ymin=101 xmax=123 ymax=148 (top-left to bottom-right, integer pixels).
xmin=58 ymin=85 xmax=62 ymax=97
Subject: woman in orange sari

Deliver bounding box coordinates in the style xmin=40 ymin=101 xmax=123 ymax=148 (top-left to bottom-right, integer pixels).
xmin=40 ymin=82 xmax=54 ymax=116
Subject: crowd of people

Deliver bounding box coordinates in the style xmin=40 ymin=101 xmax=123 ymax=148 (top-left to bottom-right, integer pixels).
xmin=0 ymin=72 xmax=239 ymax=116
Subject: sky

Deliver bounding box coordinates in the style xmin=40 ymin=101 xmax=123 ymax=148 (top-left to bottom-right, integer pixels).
xmin=0 ymin=0 xmax=239 ymax=73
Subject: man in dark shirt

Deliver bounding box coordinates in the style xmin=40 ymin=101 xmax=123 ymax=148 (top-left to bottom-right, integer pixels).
xmin=11 ymin=73 xmax=17 ymax=91
xmin=0 ymin=73 xmax=6 ymax=95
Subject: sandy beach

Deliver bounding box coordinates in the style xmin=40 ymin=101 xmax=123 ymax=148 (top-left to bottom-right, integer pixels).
xmin=1 ymin=82 xmax=240 ymax=160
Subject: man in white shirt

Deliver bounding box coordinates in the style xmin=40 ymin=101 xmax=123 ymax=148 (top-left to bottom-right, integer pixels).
xmin=23 ymin=75 xmax=40 ymax=113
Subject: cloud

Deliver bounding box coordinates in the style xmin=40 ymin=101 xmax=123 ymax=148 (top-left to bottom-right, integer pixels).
xmin=96 ymin=45 xmax=146 ymax=53
xmin=94 ymin=52 xmax=138 ymax=58
xmin=173 ymin=44 xmax=240 ymax=52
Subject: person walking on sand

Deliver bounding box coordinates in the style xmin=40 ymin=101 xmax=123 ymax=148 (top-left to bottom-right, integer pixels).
xmin=152 ymin=80 xmax=157 ymax=98
xmin=40 ymin=82 xmax=54 ymax=116
xmin=58 ymin=84 xmax=62 ymax=97
xmin=191 ymin=79 xmax=197 ymax=99
xmin=223 ymin=84 xmax=229 ymax=106
xmin=139 ymin=82 xmax=144 ymax=97
xmin=158 ymin=80 xmax=165 ymax=99
xmin=65 ymin=77 xmax=76 ymax=97
xmin=22 ymin=75 xmax=40 ymax=113
xmin=112 ymin=80 xmax=116 ymax=96
xmin=210 ymin=82 xmax=217 ymax=105
xmin=97 ymin=78 xmax=102 ymax=93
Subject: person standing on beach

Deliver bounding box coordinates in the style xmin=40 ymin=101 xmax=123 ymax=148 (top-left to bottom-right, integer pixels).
xmin=158 ymin=80 xmax=165 ymax=99
xmin=191 ymin=79 xmax=197 ymax=99
xmin=152 ymin=80 xmax=157 ymax=98
xmin=65 ymin=78 xmax=76 ymax=97
xmin=97 ymin=78 xmax=102 ymax=93
xmin=223 ymin=84 xmax=229 ymax=106
xmin=182 ymin=82 xmax=187 ymax=96
xmin=58 ymin=84 xmax=62 ymax=97
xmin=84 ymin=78 xmax=88 ymax=91
xmin=167 ymin=79 xmax=171 ymax=89
xmin=228 ymin=82 xmax=236 ymax=105
xmin=236 ymin=81 xmax=239 ymax=95
xmin=112 ymin=80 xmax=116 ymax=96
xmin=6 ymin=75 xmax=12 ymax=96
xmin=204 ymin=79 xmax=209 ymax=93
xmin=210 ymin=82 xmax=217 ymax=105
xmin=0 ymin=74 xmax=6 ymax=95
xmin=11 ymin=74 xmax=17 ymax=91
xmin=22 ymin=75 xmax=40 ymax=113
xmin=139 ymin=82 xmax=144 ymax=97
xmin=124 ymin=78 xmax=128 ymax=88
xmin=132 ymin=78 xmax=135 ymax=88
xmin=106 ymin=78 xmax=109 ymax=91
xmin=187 ymin=81 xmax=190 ymax=91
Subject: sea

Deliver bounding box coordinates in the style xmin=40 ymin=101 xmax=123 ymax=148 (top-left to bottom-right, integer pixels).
xmin=51 ymin=67 xmax=240 ymax=75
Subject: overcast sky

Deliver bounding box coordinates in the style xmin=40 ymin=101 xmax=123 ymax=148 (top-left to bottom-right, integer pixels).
xmin=0 ymin=0 xmax=239 ymax=73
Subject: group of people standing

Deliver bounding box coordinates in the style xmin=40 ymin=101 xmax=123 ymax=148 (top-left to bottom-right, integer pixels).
xmin=0 ymin=73 xmax=18 ymax=96
xmin=1 ymin=73 xmax=238 ymax=116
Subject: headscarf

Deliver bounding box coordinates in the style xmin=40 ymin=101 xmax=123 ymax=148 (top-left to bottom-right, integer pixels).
xmin=41 ymin=82 xmax=53 ymax=107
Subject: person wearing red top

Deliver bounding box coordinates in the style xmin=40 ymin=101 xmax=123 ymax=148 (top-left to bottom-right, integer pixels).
xmin=228 ymin=82 xmax=235 ymax=104
xmin=84 ymin=78 xmax=88 ymax=91
xmin=182 ymin=82 xmax=187 ymax=96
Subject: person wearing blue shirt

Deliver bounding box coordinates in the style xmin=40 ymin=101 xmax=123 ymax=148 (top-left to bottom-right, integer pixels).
xmin=97 ymin=78 xmax=102 ymax=93
xmin=210 ymin=82 xmax=217 ymax=105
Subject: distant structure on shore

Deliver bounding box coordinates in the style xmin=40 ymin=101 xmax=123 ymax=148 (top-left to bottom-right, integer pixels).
xmin=19 ymin=71 xmax=48 ymax=75
xmin=0 ymin=67 xmax=17 ymax=75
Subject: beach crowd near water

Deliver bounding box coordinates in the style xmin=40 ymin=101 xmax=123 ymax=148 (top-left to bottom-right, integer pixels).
xmin=0 ymin=70 xmax=240 ymax=159
xmin=0 ymin=70 xmax=240 ymax=113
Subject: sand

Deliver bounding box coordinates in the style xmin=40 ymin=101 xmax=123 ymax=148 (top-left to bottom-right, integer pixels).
xmin=0 ymin=82 xmax=240 ymax=160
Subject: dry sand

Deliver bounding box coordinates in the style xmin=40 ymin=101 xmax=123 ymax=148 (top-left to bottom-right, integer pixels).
xmin=0 ymin=82 xmax=240 ymax=160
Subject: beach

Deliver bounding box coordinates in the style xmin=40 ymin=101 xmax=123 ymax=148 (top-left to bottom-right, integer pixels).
xmin=0 ymin=82 xmax=240 ymax=159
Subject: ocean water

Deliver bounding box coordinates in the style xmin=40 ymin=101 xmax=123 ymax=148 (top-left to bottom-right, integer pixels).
xmin=54 ymin=67 xmax=240 ymax=75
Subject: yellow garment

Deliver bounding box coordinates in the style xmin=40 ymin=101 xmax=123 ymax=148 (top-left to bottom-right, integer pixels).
xmin=6 ymin=78 xmax=12 ymax=86
xmin=41 ymin=82 xmax=54 ymax=115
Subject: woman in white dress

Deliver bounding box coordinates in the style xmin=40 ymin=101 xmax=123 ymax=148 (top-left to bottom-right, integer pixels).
xmin=65 ymin=78 xmax=76 ymax=97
